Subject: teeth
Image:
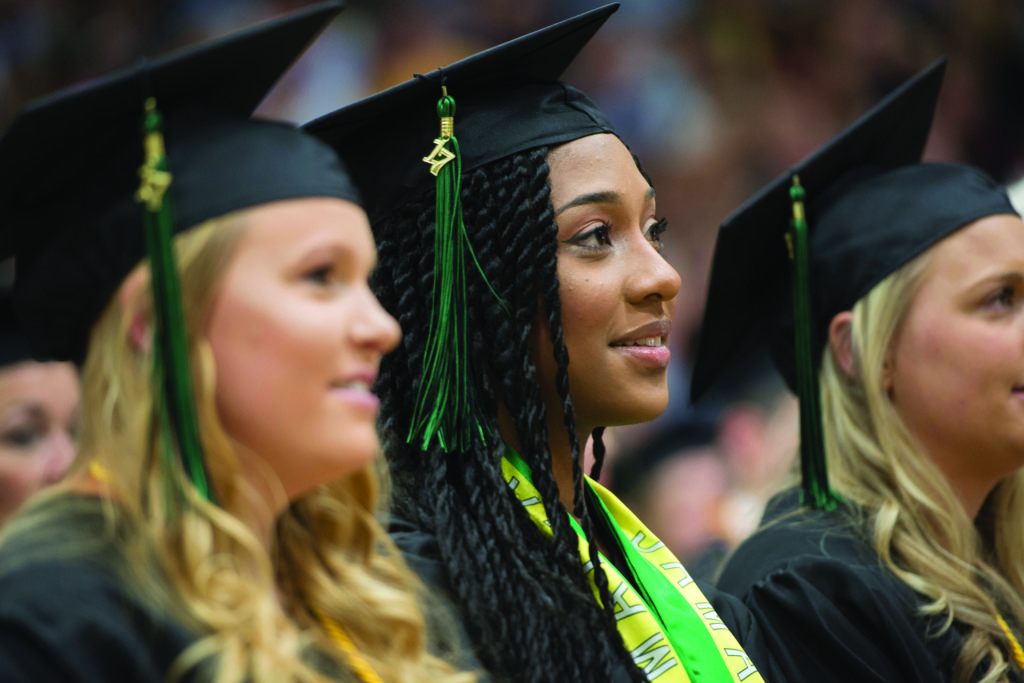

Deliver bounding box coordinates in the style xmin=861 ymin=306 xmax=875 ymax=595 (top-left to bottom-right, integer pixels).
xmin=335 ymin=380 xmax=371 ymax=391
xmin=617 ymin=337 xmax=662 ymax=347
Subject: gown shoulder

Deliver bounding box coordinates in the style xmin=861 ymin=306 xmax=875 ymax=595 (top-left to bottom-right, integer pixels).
xmin=716 ymin=489 xmax=1007 ymax=683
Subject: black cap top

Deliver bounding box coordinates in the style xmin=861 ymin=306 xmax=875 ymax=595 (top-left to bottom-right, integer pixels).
xmin=690 ymin=58 xmax=1019 ymax=401
xmin=303 ymin=3 xmax=619 ymax=222
xmin=0 ymin=291 xmax=35 ymax=369
xmin=0 ymin=1 xmax=360 ymax=363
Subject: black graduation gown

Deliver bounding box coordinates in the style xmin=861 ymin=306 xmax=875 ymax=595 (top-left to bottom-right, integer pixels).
xmin=716 ymin=488 xmax=1024 ymax=683
xmin=0 ymin=498 xmax=197 ymax=683
xmin=391 ymin=515 xmax=785 ymax=683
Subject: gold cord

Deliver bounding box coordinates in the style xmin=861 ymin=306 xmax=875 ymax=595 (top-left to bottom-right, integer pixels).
xmin=998 ymin=613 xmax=1024 ymax=674
xmin=313 ymin=606 xmax=383 ymax=683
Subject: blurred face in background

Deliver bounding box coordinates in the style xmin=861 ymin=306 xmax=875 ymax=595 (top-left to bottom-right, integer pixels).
xmin=0 ymin=361 xmax=79 ymax=525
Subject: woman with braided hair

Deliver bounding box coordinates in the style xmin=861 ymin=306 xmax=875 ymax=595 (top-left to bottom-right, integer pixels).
xmin=306 ymin=6 xmax=777 ymax=683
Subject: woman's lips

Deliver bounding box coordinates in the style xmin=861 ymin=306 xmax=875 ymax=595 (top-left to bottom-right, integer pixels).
xmin=610 ymin=320 xmax=672 ymax=368
xmin=612 ymin=343 xmax=671 ymax=369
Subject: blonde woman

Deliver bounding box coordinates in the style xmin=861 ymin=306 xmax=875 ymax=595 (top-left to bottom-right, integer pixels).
xmin=690 ymin=59 xmax=1024 ymax=683
xmin=0 ymin=5 xmax=473 ymax=683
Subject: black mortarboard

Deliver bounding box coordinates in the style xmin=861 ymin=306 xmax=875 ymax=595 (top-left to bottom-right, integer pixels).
xmin=691 ymin=56 xmax=1018 ymax=398
xmin=303 ymin=3 xmax=619 ymax=223
xmin=0 ymin=291 xmax=34 ymax=369
xmin=0 ymin=0 xmax=357 ymax=364
xmin=689 ymin=57 xmax=1019 ymax=509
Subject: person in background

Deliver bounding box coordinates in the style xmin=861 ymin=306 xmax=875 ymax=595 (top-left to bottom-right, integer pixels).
xmin=692 ymin=58 xmax=1024 ymax=683
xmin=0 ymin=291 xmax=78 ymax=527
xmin=0 ymin=5 xmax=473 ymax=682
xmin=612 ymin=420 xmax=732 ymax=582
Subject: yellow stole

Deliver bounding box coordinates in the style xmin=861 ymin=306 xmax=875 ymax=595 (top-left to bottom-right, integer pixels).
xmin=502 ymin=452 xmax=764 ymax=682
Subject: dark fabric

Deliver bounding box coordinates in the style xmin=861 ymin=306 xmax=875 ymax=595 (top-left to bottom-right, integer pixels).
xmin=717 ymin=489 xmax=1024 ymax=683
xmin=303 ymin=4 xmax=618 ymax=224
xmin=0 ymin=563 xmax=197 ymax=683
xmin=0 ymin=291 xmax=34 ymax=368
xmin=391 ymin=515 xmax=785 ymax=683
xmin=0 ymin=496 xmax=198 ymax=683
xmin=0 ymin=1 xmax=356 ymax=364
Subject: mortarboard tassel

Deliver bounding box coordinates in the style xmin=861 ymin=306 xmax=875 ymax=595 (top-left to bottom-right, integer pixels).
xmin=409 ymin=87 xmax=507 ymax=452
xmin=787 ymin=175 xmax=839 ymax=511
xmin=136 ymin=97 xmax=213 ymax=502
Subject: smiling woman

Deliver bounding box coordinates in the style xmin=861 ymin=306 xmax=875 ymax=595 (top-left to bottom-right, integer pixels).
xmin=0 ymin=5 xmax=471 ymax=683
xmin=304 ymin=6 xmax=774 ymax=683
xmin=693 ymin=59 xmax=1024 ymax=683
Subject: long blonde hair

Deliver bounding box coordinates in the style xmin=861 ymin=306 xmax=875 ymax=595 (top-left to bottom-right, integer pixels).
xmin=820 ymin=250 xmax=1024 ymax=683
xmin=28 ymin=209 xmax=471 ymax=683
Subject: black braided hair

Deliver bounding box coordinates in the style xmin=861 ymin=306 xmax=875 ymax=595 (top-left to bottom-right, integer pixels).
xmin=372 ymin=147 xmax=648 ymax=682
xmin=590 ymin=427 xmax=608 ymax=481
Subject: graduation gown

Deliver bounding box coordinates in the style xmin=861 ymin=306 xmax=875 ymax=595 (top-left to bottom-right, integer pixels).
xmin=0 ymin=497 xmax=197 ymax=683
xmin=716 ymin=488 xmax=1024 ymax=683
xmin=391 ymin=512 xmax=784 ymax=683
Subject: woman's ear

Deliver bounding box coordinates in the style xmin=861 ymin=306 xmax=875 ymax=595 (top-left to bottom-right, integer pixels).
xmin=119 ymin=266 xmax=152 ymax=353
xmin=828 ymin=311 xmax=856 ymax=380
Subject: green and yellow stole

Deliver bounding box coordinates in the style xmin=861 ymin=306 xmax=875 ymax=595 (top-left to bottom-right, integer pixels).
xmin=503 ymin=448 xmax=764 ymax=683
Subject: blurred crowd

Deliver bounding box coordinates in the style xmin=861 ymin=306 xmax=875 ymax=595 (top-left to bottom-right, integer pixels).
xmin=3 ymin=0 xmax=1024 ymax=575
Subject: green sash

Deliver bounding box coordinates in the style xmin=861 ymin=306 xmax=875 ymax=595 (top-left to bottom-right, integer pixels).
xmin=503 ymin=447 xmax=763 ymax=682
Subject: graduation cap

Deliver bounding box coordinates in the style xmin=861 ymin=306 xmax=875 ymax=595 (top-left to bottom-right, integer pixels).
xmin=0 ymin=0 xmax=355 ymax=500
xmin=0 ymin=290 xmax=35 ymax=369
xmin=304 ymin=4 xmax=620 ymax=453
xmin=689 ymin=57 xmax=1018 ymax=510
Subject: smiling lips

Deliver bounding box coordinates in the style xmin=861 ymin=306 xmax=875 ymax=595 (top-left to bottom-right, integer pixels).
xmin=610 ymin=320 xmax=672 ymax=369
xmin=329 ymin=371 xmax=380 ymax=410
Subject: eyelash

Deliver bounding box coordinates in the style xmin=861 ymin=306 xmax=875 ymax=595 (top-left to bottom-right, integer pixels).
xmin=304 ymin=264 xmax=334 ymax=285
xmin=647 ymin=218 xmax=668 ymax=252
xmin=1 ymin=425 xmax=44 ymax=450
xmin=985 ymin=285 xmax=1017 ymax=311
xmin=570 ymin=223 xmax=614 ymax=250
xmin=567 ymin=218 xmax=668 ymax=252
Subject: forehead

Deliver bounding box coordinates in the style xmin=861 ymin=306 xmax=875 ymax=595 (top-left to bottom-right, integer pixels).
xmin=237 ymin=198 xmax=374 ymax=255
xmin=925 ymin=214 xmax=1024 ymax=281
xmin=546 ymin=134 xmax=648 ymax=200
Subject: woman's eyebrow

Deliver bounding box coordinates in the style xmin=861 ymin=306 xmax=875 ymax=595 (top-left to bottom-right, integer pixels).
xmin=554 ymin=190 xmax=621 ymax=216
xmin=554 ymin=187 xmax=657 ymax=216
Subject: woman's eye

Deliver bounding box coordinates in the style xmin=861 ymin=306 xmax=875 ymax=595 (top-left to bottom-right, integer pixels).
xmin=1 ymin=426 xmax=43 ymax=449
xmin=986 ymin=285 xmax=1016 ymax=310
xmin=646 ymin=218 xmax=668 ymax=252
xmin=570 ymin=224 xmax=613 ymax=250
xmin=304 ymin=265 xmax=334 ymax=285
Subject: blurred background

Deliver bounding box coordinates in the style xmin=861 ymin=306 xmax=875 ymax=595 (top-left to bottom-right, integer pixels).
xmin=3 ymin=0 xmax=1024 ymax=578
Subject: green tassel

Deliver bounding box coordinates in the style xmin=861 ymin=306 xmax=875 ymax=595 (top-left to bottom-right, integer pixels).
xmin=136 ymin=97 xmax=213 ymax=502
xmin=409 ymin=88 xmax=508 ymax=453
xmin=787 ymin=175 xmax=839 ymax=511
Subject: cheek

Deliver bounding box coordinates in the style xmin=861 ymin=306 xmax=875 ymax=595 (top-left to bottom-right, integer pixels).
xmin=207 ymin=290 xmax=334 ymax=439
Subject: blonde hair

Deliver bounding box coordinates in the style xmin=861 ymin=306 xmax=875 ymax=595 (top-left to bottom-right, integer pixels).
xmin=820 ymin=250 xmax=1024 ymax=683
xmin=37 ymin=210 xmax=471 ymax=683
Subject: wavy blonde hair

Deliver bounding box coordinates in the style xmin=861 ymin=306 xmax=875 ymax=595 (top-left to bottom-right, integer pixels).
xmin=48 ymin=209 xmax=472 ymax=683
xmin=820 ymin=250 xmax=1024 ymax=683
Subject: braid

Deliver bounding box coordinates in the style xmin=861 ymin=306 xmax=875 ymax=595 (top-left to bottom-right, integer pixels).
xmin=590 ymin=427 xmax=607 ymax=480
xmin=372 ymin=148 xmax=647 ymax=682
